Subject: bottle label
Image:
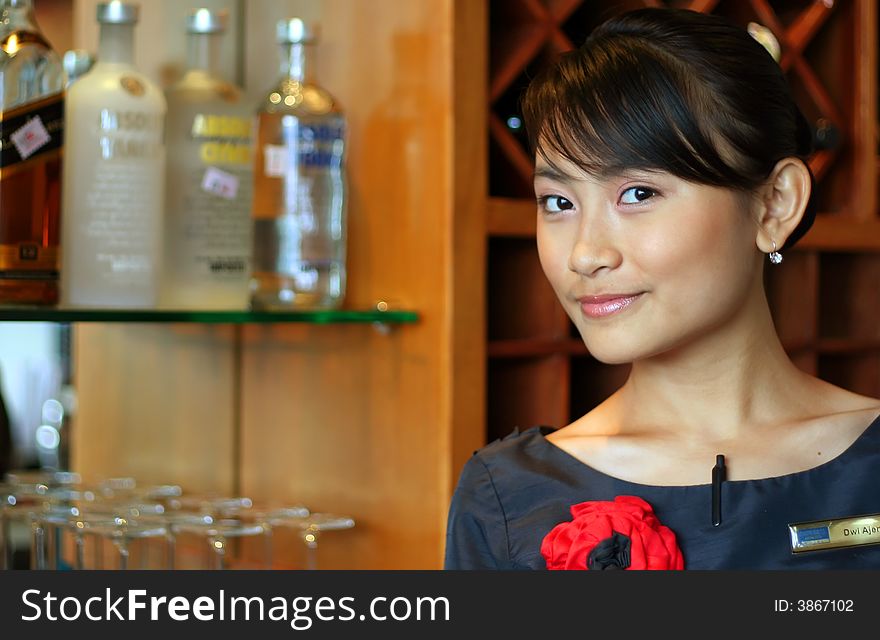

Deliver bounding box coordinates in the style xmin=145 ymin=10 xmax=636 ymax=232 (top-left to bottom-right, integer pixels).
xmin=120 ymin=76 xmax=146 ymax=97
xmin=253 ymin=116 xmax=345 ymax=221
xmin=260 ymin=122 xmax=344 ymax=175
xmin=0 ymin=92 xmax=64 ymax=170
xmin=191 ymin=114 xmax=252 ymax=167
xmin=201 ymin=166 xmax=240 ymax=200
xmin=161 ymin=110 xmax=253 ymax=286
xmin=0 ymin=246 xmax=59 ymax=277
xmin=97 ymin=109 xmax=164 ymax=160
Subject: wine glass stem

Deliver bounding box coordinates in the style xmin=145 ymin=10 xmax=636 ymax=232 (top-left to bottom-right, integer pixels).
xmin=31 ymin=522 xmax=46 ymax=570
xmin=166 ymin=533 xmax=176 ymax=570
xmin=75 ymin=532 xmax=85 ymax=570
xmin=116 ymin=540 xmax=129 ymax=570
xmin=212 ymin=536 xmax=227 ymax=570
xmin=263 ymin=527 xmax=274 ymax=570
xmin=1 ymin=513 xmax=11 ymax=570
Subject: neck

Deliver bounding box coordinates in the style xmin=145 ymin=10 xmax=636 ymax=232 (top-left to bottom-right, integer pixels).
xmin=98 ymin=23 xmax=134 ymax=66
xmin=2 ymin=0 xmax=36 ymax=27
xmin=187 ymin=32 xmax=221 ymax=76
xmin=280 ymin=43 xmax=311 ymax=83
xmin=614 ymin=281 xmax=813 ymax=444
xmin=3 ymin=0 xmax=33 ymax=11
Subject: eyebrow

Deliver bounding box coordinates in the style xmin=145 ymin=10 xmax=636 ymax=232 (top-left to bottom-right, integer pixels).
xmin=533 ymin=166 xmax=578 ymax=183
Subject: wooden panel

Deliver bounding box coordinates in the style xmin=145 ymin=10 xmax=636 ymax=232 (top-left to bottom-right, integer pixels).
xmin=489 ymin=197 xmax=536 ymax=237
xmin=71 ymin=324 xmax=236 ymax=493
xmin=818 ymin=353 xmax=880 ymax=398
xmin=240 ymin=0 xmax=456 ymax=570
xmin=852 ymin=0 xmax=877 ymax=220
xmin=819 ymin=253 xmax=880 ymax=340
xmin=569 ymin=357 xmax=630 ymax=424
xmin=488 ymin=237 xmax=568 ymax=341
xmin=802 ymin=216 xmax=880 ymax=250
xmin=488 ymin=355 xmax=569 ymax=442
xmin=765 ymin=250 xmax=818 ymax=346
xmin=449 ymin=0 xmax=489 ymax=499
xmin=790 ymin=351 xmax=818 ymax=377
xmin=35 ymin=0 xmax=75 ymax=55
xmin=489 ymin=337 xmax=587 ymax=358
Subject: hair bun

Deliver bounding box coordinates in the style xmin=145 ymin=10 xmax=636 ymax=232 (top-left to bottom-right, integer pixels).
xmin=794 ymin=108 xmax=814 ymax=157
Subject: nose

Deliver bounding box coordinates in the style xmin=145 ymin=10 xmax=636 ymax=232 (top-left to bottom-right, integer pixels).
xmin=568 ymin=219 xmax=623 ymax=277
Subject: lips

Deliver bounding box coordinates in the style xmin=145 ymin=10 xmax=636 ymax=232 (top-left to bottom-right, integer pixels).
xmin=577 ymin=293 xmax=644 ymax=318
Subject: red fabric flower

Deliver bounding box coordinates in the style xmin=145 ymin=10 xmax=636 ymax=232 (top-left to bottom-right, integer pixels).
xmin=541 ymin=496 xmax=684 ymax=570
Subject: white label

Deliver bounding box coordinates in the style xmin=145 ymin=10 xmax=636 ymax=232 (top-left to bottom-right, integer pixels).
xmin=263 ymin=144 xmax=288 ymax=177
xmin=11 ymin=116 xmax=51 ymax=159
xmin=201 ymin=166 xmax=240 ymax=200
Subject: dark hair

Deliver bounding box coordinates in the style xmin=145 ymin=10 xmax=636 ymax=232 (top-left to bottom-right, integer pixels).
xmin=522 ymin=8 xmax=816 ymax=251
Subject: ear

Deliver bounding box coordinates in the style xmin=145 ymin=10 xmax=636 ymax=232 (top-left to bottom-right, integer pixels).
xmin=752 ymin=158 xmax=811 ymax=253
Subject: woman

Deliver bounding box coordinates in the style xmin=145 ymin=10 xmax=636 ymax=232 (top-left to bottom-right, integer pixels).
xmin=445 ymin=7 xmax=880 ymax=570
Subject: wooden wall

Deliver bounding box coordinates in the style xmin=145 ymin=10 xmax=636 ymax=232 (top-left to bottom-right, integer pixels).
xmin=70 ymin=0 xmax=486 ymax=570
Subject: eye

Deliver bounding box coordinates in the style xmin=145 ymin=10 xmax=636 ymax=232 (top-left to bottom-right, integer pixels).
xmin=538 ymin=195 xmax=574 ymax=214
xmin=619 ymin=186 xmax=656 ymax=205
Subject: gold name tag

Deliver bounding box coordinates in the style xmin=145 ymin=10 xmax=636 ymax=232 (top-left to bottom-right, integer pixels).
xmin=789 ymin=514 xmax=880 ymax=553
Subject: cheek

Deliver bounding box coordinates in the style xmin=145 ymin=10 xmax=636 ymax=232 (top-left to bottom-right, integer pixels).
xmin=536 ymin=226 xmax=570 ymax=289
xmin=636 ymin=204 xmax=755 ymax=309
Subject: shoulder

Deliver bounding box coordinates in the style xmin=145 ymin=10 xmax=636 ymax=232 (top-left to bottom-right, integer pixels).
xmin=452 ymin=425 xmax=567 ymax=506
xmin=462 ymin=426 xmax=559 ymax=483
xmin=445 ymin=427 xmax=554 ymax=570
xmin=474 ymin=425 xmax=549 ymax=461
xmin=451 ymin=425 xmax=561 ymax=504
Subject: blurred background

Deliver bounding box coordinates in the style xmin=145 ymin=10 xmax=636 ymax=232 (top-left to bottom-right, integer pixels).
xmin=1 ymin=0 xmax=878 ymax=569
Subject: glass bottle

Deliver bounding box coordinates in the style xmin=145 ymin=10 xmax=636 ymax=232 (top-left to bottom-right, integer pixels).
xmin=62 ymin=49 xmax=94 ymax=87
xmin=161 ymin=8 xmax=253 ymax=310
xmin=61 ymin=1 xmax=166 ymax=308
xmin=0 ymin=0 xmax=64 ymax=305
xmin=251 ymin=19 xmax=347 ymax=310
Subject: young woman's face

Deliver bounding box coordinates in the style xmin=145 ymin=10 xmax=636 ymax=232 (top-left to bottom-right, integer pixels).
xmin=535 ymin=150 xmax=763 ymax=364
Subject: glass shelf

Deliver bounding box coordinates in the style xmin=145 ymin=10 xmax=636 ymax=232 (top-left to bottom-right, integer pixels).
xmin=0 ymin=307 xmax=419 ymax=325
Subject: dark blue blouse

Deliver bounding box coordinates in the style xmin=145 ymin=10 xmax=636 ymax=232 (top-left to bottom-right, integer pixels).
xmin=444 ymin=414 xmax=880 ymax=569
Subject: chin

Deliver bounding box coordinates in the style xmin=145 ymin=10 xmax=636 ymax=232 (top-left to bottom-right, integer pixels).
xmin=579 ymin=336 xmax=644 ymax=365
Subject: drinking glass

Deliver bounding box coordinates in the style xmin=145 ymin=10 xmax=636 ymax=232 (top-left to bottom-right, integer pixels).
xmin=261 ymin=511 xmax=354 ymax=570
xmin=70 ymin=513 xmax=169 ymax=570
xmin=169 ymin=515 xmax=264 ymax=570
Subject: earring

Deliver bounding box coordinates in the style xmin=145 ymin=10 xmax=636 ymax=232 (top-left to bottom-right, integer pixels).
xmin=769 ymin=240 xmax=783 ymax=265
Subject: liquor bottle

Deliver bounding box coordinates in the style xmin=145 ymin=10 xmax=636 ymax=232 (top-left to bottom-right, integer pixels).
xmin=0 ymin=0 xmax=64 ymax=305
xmin=61 ymin=1 xmax=166 ymax=308
xmin=62 ymin=49 xmax=95 ymax=87
xmin=251 ymin=19 xmax=347 ymax=310
xmin=161 ymin=8 xmax=252 ymax=310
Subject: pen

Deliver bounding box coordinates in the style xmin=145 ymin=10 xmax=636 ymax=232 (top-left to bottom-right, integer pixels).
xmin=712 ymin=454 xmax=725 ymax=527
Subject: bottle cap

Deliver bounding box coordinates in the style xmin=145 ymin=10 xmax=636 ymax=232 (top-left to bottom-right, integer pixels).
xmin=97 ymin=1 xmax=139 ymax=24
xmin=276 ymin=18 xmax=318 ymax=44
xmin=187 ymin=8 xmax=227 ymax=34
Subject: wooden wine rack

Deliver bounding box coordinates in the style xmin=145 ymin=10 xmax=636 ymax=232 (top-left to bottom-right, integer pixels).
xmin=485 ymin=0 xmax=880 ymax=443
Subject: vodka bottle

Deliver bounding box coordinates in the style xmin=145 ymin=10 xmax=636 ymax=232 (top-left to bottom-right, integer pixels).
xmin=161 ymin=8 xmax=252 ymax=310
xmin=0 ymin=0 xmax=64 ymax=305
xmin=251 ymin=19 xmax=347 ymax=310
xmin=61 ymin=1 xmax=166 ymax=308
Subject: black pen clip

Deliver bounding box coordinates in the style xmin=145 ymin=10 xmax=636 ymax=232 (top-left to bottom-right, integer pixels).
xmin=712 ymin=454 xmax=726 ymax=527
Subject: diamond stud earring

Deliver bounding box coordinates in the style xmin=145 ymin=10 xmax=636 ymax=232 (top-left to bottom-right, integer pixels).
xmin=769 ymin=240 xmax=783 ymax=265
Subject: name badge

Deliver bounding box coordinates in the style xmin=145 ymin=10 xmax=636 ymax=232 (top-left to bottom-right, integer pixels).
xmin=789 ymin=513 xmax=880 ymax=553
